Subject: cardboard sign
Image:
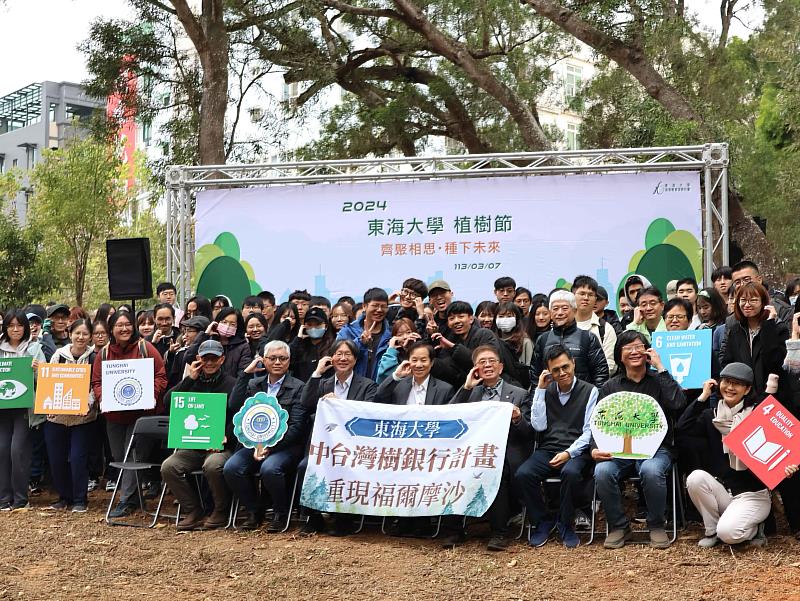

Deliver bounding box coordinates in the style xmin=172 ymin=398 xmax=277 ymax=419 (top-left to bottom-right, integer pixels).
xmin=723 ymin=396 xmax=800 ymax=490
xmin=168 ymin=392 xmax=227 ymax=450
xmin=651 ymin=329 xmax=712 ymax=389
xmin=101 ymin=358 xmax=155 ymax=412
xmin=590 ymin=391 xmax=667 ymax=459
xmin=34 ymin=363 xmax=91 ymax=415
xmin=0 ymin=356 xmax=35 ymax=409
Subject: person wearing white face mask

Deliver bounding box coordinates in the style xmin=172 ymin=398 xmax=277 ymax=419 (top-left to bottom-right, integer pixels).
xmin=288 ymin=307 xmax=336 ymax=382
xmin=494 ymin=302 xmax=533 ymax=389
xmin=784 ymin=278 xmax=800 ymax=310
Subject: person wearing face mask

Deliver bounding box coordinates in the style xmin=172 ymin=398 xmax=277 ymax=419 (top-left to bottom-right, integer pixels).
xmin=494 ymin=302 xmax=533 ymax=389
xmin=43 ymin=320 xmax=98 ymax=513
xmin=184 ymin=307 xmax=252 ymax=380
xmin=784 ymin=278 xmax=800 ymax=310
xmin=288 ymin=308 xmax=336 ymax=382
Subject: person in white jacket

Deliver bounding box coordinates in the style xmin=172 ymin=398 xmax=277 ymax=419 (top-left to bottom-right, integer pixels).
xmin=572 ymin=276 xmax=616 ymax=376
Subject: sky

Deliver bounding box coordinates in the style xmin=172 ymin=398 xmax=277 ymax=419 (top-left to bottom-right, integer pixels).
xmin=0 ymin=0 xmax=766 ymax=98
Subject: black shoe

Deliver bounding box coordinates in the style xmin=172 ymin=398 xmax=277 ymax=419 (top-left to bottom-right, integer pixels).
xmin=240 ymin=511 xmax=262 ymax=530
xmin=487 ymin=534 xmax=510 ymax=551
xmin=440 ymin=530 xmax=466 ymax=549
xmin=142 ymin=481 xmax=161 ymax=500
xmin=266 ymin=513 xmax=286 ymax=533
xmin=330 ymin=516 xmax=356 ymax=537
xmin=299 ymin=513 xmax=326 ymax=536
xmin=108 ymin=502 xmax=136 ymax=518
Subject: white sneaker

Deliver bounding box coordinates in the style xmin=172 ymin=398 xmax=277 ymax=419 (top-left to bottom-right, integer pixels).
xmin=698 ymin=535 xmax=719 ymax=548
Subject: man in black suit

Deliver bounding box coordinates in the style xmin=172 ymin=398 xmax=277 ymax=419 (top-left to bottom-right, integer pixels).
xmin=375 ymin=342 xmax=454 ymax=406
xmin=223 ymin=340 xmax=308 ymax=531
xmin=447 ymin=345 xmax=533 ymax=551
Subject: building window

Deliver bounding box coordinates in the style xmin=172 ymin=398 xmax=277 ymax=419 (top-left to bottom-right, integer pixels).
xmin=141 ymin=120 xmax=152 ymax=146
xmin=12 ymin=159 xmax=18 ymax=168
xmin=25 ymin=146 xmax=36 ymax=169
xmin=282 ymin=81 xmax=299 ymax=103
xmin=566 ymin=123 xmax=580 ymax=150
xmin=564 ymin=64 xmax=583 ymax=106
xmin=0 ymin=155 xmax=4 ymax=173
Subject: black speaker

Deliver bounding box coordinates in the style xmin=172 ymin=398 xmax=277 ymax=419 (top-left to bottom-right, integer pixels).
xmin=106 ymin=238 xmax=153 ymax=300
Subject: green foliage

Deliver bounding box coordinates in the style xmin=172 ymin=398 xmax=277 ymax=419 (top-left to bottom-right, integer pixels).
xmin=593 ymin=392 xmax=662 ymax=439
xmin=195 ymin=232 xmax=261 ymax=308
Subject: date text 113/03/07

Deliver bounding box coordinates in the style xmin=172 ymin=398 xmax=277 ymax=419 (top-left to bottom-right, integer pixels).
xmin=454 ymin=263 xmax=502 ymax=271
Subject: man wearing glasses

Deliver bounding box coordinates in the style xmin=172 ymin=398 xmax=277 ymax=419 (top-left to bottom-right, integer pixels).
xmin=387 ymin=278 xmax=428 ymax=325
xmin=625 ymin=286 xmax=667 ymax=343
xmin=591 ymin=331 xmax=686 ymax=549
xmin=224 ymin=340 xmax=308 ymax=531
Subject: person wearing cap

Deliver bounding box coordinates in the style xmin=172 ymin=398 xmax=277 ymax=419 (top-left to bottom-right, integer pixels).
xmin=24 ymin=306 xmax=56 ymax=361
xmin=289 ymin=307 xmax=336 ymax=382
xmin=419 ymin=280 xmax=453 ymax=341
xmin=336 ymin=287 xmax=392 ymax=381
xmin=167 ymin=315 xmax=209 ymax=389
xmin=161 ymin=340 xmax=238 ymax=530
xmin=46 ymin=304 xmax=71 ymax=348
xmin=594 ymin=286 xmax=623 ymax=336
xmin=682 ymin=363 xmax=796 ymax=547
xmin=224 ymin=340 xmax=308 ymax=531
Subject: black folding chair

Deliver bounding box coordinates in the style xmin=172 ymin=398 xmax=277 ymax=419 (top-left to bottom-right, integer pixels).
xmin=105 ymin=416 xmax=171 ymax=528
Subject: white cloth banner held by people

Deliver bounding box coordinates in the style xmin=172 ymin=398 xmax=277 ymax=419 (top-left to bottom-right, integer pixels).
xmin=101 ymin=358 xmax=155 ymax=412
xmin=300 ymin=398 xmax=512 ymax=517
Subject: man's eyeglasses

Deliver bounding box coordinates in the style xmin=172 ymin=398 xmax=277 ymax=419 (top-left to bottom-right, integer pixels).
xmin=476 ymin=358 xmax=499 ymax=366
xmin=638 ymin=300 xmax=661 ymax=309
xmin=665 ymin=314 xmax=687 ymax=321
xmin=738 ymin=298 xmax=760 ymax=306
xmin=623 ymin=344 xmax=647 ymax=353
xmin=266 ymin=355 xmax=289 ymax=363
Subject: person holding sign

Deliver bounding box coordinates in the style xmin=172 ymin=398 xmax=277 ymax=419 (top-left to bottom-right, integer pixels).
xmin=161 ymin=340 xmax=237 ymax=531
xmin=0 ymin=311 xmax=45 ymax=511
xmin=92 ymin=311 xmax=167 ymax=519
xmin=592 ymin=331 xmax=686 ymax=549
xmin=224 ymin=340 xmax=308 ymax=531
xmin=43 ymin=320 xmax=97 ymax=513
xmin=515 ymin=344 xmax=598 ymax=549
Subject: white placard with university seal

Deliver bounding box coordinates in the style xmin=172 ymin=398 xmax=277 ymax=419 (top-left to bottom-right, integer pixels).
xmin=101 ymin=358 xmax=155 ymax=412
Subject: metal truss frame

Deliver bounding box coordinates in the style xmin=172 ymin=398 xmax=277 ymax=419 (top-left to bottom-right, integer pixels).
xmin=166 ymin=143 xmax=729 ymax=305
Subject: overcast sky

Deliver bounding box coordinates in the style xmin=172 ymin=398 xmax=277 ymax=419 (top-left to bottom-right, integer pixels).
xmin=0 ymin=0 xmax=766 ymax=97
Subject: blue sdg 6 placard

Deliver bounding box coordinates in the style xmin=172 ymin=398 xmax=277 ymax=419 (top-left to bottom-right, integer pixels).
xmin=651 ymin=329 xmax=712 ymax=389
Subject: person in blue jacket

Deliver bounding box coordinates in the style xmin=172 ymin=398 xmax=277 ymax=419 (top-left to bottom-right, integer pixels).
xmin=336 ymin=287 xmax=391 ymax=381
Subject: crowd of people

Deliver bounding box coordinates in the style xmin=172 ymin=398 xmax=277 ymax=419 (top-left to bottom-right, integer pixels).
xmin=1 ymin=262 xmax=800 ymax=552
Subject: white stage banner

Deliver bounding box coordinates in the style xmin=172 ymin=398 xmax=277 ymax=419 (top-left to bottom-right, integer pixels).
xmin=300 ymin=399 xmax=512 ymax=517
xmin=101 ymin=358 xmax=155 ymax=412
xmin=194 ymin=171 xmax=702 ymax=308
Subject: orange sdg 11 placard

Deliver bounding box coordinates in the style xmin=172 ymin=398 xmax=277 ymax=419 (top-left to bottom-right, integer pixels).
xmin=34 ymin=364 xmax=91 ymax=415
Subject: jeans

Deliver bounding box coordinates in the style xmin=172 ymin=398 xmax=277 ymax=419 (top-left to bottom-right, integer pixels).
xmin=223 ymin=444 xmax=303 ymax=515
xmin=43 ymin=421 xmax=93 ymax=505
xmin=0 ymin=409 xmax=32 ymax=505
xmin=594 ymin=447 xmax=673 ymax=530
xmin=515 ymin=450 xmax=591 ymax=527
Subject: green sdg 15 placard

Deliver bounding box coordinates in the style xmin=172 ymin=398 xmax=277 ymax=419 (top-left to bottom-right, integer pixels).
xmin=168 ymin=392 xmax=228 ymax=450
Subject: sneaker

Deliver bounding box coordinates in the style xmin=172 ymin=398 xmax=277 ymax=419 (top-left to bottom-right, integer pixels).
xmin=72 ymin=503 xmax=88 ymax=513
xmin=203 ymin=510 xmax=229 ymax=530
xmin=440 ymin=530 xmax=466 ymax=549
xmin=87 ymin=479 xmax=99 ymax=492
xmin=749 ymin=523 xmax=767 ymax=548
xmin=266 ymin=513 xmax=286 ymax=533
xmin=28 ymin=480 xmax=42 ymax=496
xmin=649 ymin=528 xmax=671 ymax=549
xmin=108 ymin=502 xmax=136 ymax=519
xmin=557 ymin=522 xmax=580 ymax=549
xmin=47 ymin=500 xmax=70 ymax=510
xmin=299 ymin=513 xmax=326 ymax=536
xmin=574 ymin=508 xmax=591 ymax=529
xmin=633 ymin=509 xmax=647 ymax=523
xmin=11 ymin=502 xmax=31 ymax=512
xmin=105 ymin=480 xmax=117 ymax=492
xmin=698 ymin=535 xmax=719 ymax=548
xmin=604 ymin=526 xmax=632 ymax=549
xmin=528 ymin=519 xmax=556 ymax=548
xmin=486 ymin=534 xmax=510 ymax=551
xmin=0 ymin=502 xmax=11 ymax=512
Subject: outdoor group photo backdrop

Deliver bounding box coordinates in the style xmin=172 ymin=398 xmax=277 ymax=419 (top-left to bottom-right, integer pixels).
xmin=193 ymin=172 xmax=703 ymax=307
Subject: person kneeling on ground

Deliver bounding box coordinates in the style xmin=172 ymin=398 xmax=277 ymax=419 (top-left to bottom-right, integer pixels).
xmin=161 ymin=340 xmax=237 ymax=531
xmin=685 ymin=364 xmax=799 ymax=548
xmin=515 ymin=344 xmax=597 ymax=549
xmin=447 ymin=345 xmax=533 ymax=551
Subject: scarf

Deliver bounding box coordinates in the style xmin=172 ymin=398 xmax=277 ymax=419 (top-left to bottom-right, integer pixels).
xmin=712 ymin=399 xmax=751 ymax=471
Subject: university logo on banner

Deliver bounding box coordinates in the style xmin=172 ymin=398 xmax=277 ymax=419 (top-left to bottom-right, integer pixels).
xmin=101 ymin=358 xmax=155 ymax=412
xmin=34 ymin=363 xmax=91 ymax=415
xmin=723 ymin=396 xmax=800 ymax=490
xmin=167 ymin=392 xmax=227 ymax=450
xmin=0 ymin=357 xmax=34 ymax=409
xmin=300 ymin=399 xmax=512 ymax=518
xmin=232 ymin=392 xmax=288 ymax=450
xmin=651 ymin=329 xmax=712 ymax=389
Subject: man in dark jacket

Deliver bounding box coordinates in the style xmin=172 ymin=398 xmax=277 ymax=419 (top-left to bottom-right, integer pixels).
xmin=530 ymin=290 xmax=609 ymax=389
xmin=223 ymin=340 xmax=308 ymax=531
xmin=161 ymin=340 xmax=237 ymax=530
xmin=386 ymin=277 xmax=428 ymax=325
xmin=446 ymin=344 xmax=533 ymax=551
xmin=418 ymin=280 xmax=453 ymax=340
xmin=594 ymin=286 xmax=624 ymax=336
xmin=591 ymin=331 xmax=686 ymax=550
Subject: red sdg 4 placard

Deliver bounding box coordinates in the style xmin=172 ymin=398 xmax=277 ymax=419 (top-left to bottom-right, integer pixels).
xmin=723 ymin=396 xmax=800 ymax=490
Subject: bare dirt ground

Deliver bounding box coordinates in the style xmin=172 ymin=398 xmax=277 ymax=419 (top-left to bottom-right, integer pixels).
xmin=1 ymin=489 xmax=799 ymax=601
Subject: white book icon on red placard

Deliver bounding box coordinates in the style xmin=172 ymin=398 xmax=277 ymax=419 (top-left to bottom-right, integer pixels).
xmin=743 ymin=426 xmax=783 ymax=464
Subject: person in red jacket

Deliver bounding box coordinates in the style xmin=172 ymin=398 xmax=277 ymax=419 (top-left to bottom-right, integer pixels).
xmin=91 ymin=311 xmax=167 ymax=518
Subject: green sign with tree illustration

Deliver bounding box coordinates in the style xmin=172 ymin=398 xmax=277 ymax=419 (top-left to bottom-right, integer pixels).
xmin=589 ymin=391 xmax=667 ymax=459
xmin=0 ymin=357 xmax=34 ymax=409
xmin=167 ymin=392 xmax=227 ymax=450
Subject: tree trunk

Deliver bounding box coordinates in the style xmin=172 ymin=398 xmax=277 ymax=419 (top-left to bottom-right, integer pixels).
xmin=622 ymin=434 xmax=633 ymax=455
xmin=728 ymin=189 xmax=784 ymax=284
